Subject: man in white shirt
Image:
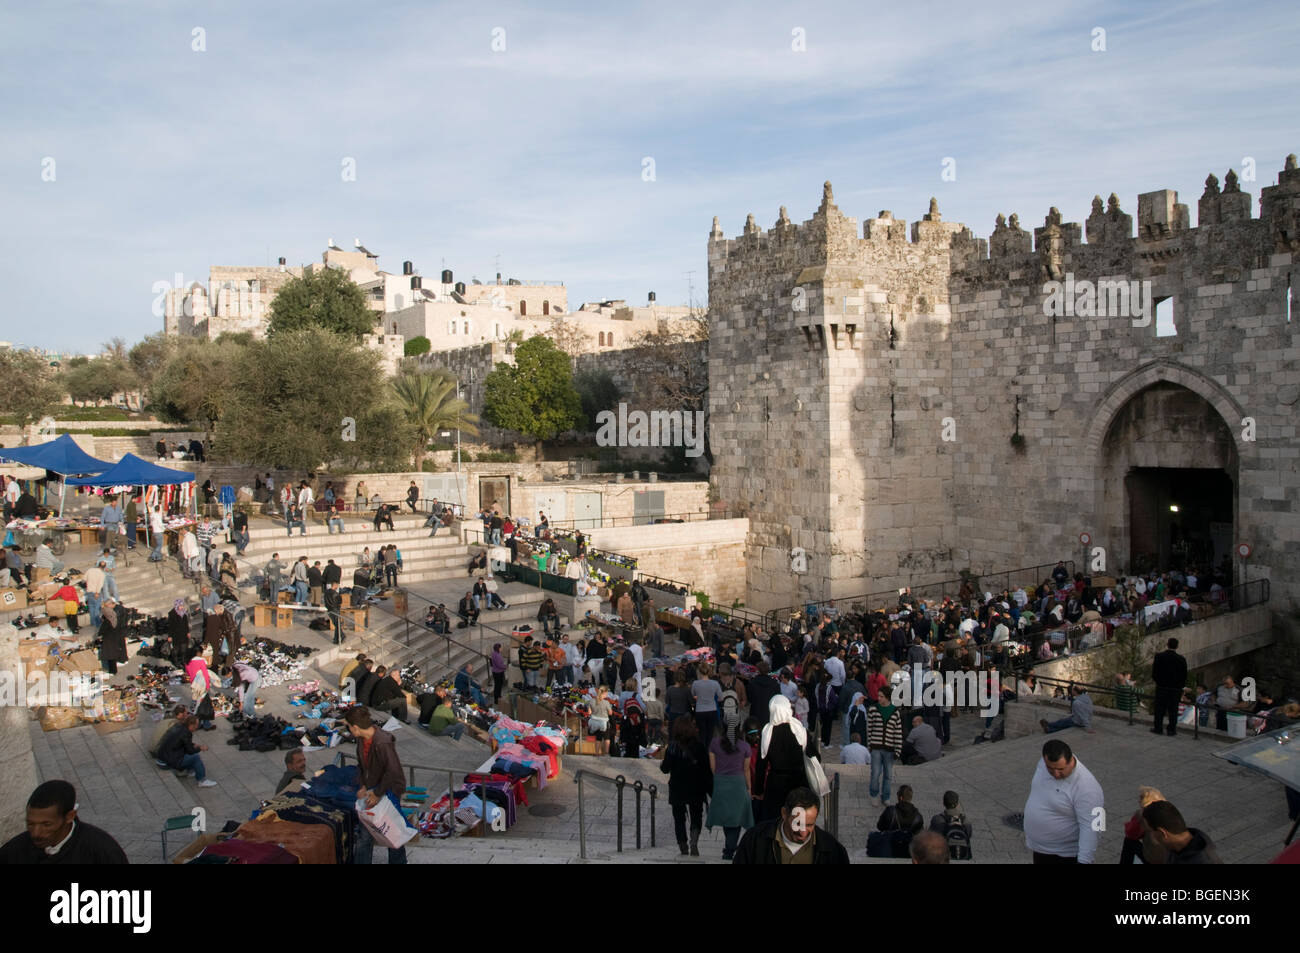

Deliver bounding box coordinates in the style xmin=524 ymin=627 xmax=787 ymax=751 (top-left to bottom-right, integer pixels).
xmin=297 ymin=482 xmax=314 ymax=510
xmin=840 ymin=733 xmax=870 ymax=765
xmin=628 ymin=639 xmax=644 ymax=686
xmin=1012 ymin=586 xmax=1028 ymax=608
xmin=958 ymin=615 xmax=978 ymax=637
xmin=823 ymin=651 xmax=846 ymax=689
xmin=1023 ymin=739 xmax=1104 ymax=864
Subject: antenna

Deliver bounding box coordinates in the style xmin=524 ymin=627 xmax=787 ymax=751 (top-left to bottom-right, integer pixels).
xmin=685 ymin=270 xmax=697 ymax=311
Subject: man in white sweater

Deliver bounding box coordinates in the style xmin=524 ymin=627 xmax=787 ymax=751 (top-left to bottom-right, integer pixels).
xmin=1023 ymin=739 xmax=1104 ymax=864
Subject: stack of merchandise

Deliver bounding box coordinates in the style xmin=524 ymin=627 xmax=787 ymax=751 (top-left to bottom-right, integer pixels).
xmin=644 ymin=645 xmax=714 ymax=672
xmin=236 ymin=637 xmax=315 ymax=687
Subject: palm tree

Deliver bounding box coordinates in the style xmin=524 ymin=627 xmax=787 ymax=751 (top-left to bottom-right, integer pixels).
xmin=391 ymin=369 xmax=480 ymax=471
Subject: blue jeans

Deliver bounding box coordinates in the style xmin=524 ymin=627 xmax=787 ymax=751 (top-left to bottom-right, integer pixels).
xmin=86 ymin=593 xmax=102 ymax=629
xmin=869 ymin=749 xmax=894 ymax=802
xmin=1044 ymin=716 xmax=1076 ymax=733
xmin=179 ymin=752 xmax=207 ymax=782
xmin=287 ymin=519 xmax=305 ymax=536
xmin=233 ymin=529 xmax=249 ymax=553
xmin=294 ymin=581 xmax=309 ymax=604
xmin=328 ymin=517 xmax=345 ymax=534
xmin=103 ymin=573 xmax=119 ymax=601
xmin=439 ymin=724 xmax=465 ymax=741
xmin=150 ymin=535 xmax=163 ymax=561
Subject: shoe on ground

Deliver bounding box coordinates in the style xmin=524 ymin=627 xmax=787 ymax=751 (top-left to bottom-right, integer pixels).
xmin=1149 ymin=728 xmax=1163 ymax=734
xmin=197 ymin=779 xmax=217 ymax=788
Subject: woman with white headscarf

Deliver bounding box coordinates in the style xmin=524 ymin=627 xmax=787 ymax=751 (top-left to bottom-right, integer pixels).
xmin=756 ymin=694 xmax=815 ymax=823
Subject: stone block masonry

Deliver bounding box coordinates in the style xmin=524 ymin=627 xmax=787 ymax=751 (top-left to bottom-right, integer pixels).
xmin=709 ymin=158 xmax=1300 ymax=616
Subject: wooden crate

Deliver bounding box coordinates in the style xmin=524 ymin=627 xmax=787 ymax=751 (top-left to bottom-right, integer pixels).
xmin=79 ymin=528 xmax=100 ymax=546
xmin=340 ymin=607 xmax=368 ymax=631
xmin=277 ymin=591 xmax=293 ymax=605
xmin=274 ymin=606 xmax=294 ymax=628
xmin=253 ymin=604 xmax=275 ymax=627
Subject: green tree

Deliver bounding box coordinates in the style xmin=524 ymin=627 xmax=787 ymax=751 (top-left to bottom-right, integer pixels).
xmin=391 ymin=369 xmax=479 ymax=472
xmin=65 ymin=359 xmax=136 ymax=405
xmin=404 ymin=336 xmax=431 ymax=357
xmin=148 ymin=337 xmax=247 ymax=437
xmin=482 ymin=335 xmax=582 ymax=442
xmin=266 ymin=268 xmax=374 ymax=341
xmin=0 ymin=349 xmax=64 ymax=432
xmin=216 ymin=328 xmax=408 ymax=470
xmin=573 ymin=369 xmax=622 ymax=430
xmin=128 ymin=333 xmax=176 ymax=396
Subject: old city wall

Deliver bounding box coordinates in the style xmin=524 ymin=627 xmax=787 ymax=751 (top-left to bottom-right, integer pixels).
xmin=709 ymin=158 xmax=1300 ymax=618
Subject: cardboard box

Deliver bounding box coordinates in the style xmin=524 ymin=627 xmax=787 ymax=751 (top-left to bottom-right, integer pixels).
xmin=36 ymin=706 xmax=84 ymax=732
xmin=340 ymin=592 xmax=352 ymax=609
xmin=32 ymin=567 xmax=51 ymax=584
xmin=0 ymin=587 xmax=28 ymax=611
xmin=253 ymin=604 xmax=275 ymax=627
xmin=67 ymin=650 xmax=100 ymax=673
xmin=340 ymin=607 xmax=367 ymax=631
xmin=274 ymin=606 xmax=293 ymax=628
xmin=277 ymin=591 xmax=293 ymax=605
xmin=44 ymin=598 xmax=65 ymax=618
xmin=18 ymin=639 xmax=54 ymax=660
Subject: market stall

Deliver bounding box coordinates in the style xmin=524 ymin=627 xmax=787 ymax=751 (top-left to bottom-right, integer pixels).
xmin=0 ymin=434 xmax=114 ymax=517
xmin=67 ymin=453 xmax=196 ymax=553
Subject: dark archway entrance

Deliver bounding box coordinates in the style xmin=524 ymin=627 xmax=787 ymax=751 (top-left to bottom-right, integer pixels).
xmin=1098 ymin=381 xmax=1238 ymax=580
xmin=1125 ymin=467 xmax=1233 ymax=575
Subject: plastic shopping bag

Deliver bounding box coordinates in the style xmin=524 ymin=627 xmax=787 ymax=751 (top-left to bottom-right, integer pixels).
xmin=355 ymin=794 xmax=419 ymax=849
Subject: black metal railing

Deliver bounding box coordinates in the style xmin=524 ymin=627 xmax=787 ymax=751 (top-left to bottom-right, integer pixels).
xmin=572 ymin=768 xmax=658 ymax=859
xmin=766 ymin=560 xmax=1077 ymax=630
xmin=1012 ymin=673 xmax=1290 ymax=742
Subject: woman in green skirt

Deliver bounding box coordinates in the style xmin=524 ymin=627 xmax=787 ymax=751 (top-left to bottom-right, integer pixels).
xmin=706 ymin=693 xmax=754 ymax=860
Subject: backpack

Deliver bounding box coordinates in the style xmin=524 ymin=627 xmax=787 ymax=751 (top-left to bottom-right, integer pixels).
xmin=944 ymin=813 xmax=972 ymax=860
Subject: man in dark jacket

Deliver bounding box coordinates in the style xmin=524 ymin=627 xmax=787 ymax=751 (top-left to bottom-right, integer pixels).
xmin=351 ymin=659 xmax=378 ymax=705
xmin=369 ymin=668 xmax=409 ymax=724
xmin=0 ymin=780 xmax=127 ymax=864
xmin=344 ymin=707 xmax=408 ymax=864
xmin=1151 ymin=637 xmax=1188 ymax=736
xmin=324 ymin=581 xmax=344 ymax=645
xmin=1142 ymin=800 xmax=1223 ymax=864
xmin=157 ymin=716 xmax=215 ymax=786
xmin=733 ymin=787 xmax=850 ymax=865
xmin=322 ymin=559 xmax=342 ymax=587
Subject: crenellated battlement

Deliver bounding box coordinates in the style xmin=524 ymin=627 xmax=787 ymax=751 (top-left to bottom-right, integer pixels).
xmin=709 ymin=156 xmax=1300 ymax=283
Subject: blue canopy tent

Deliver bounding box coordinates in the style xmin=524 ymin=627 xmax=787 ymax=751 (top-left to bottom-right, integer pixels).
xmin=66 ymin=453 xmax=196 ymax=489
xmin=0 ymin=434 xmax=114 ymax=515
xmin=67 ymin=453 xmax=196 ymax=551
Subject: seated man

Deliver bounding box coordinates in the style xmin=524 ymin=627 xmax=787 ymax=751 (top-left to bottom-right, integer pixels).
xmin=901 ymin=715 xmax=943 ymax=765
xmin=372 ymin=503 xmax=395 ymax=532
xmin=1041 ymin=684 xmax=1094 ymax=734
xmin=327 ymin=500 xmax=346 ymax=535
xmin=467 ymin=550 xmax=487 ymax=575
xmin=427 ymin=696 xmax=464 ymax=740
xmin=368 ymin=668 xmax=409 ymax=724
xmin=457 ymin=592 xmax=480 ymax=627
xmin=453 ymin=664 xmax=487 ymax=707
xmin=840 ymin=732 xmax=870 ymax=765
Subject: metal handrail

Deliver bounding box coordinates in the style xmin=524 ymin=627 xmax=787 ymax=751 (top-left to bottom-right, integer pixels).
xmin=766 ymin=559 xmax=1077 ymax=629
xmin=572 ymin=767 xmax=658 ymax=859
xmin=1009 ymin=673 xmax=1291 ymax=742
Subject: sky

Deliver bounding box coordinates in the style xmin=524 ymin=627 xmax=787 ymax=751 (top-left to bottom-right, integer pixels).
xmin=2 ymin=0 xmax=1297 ymax=352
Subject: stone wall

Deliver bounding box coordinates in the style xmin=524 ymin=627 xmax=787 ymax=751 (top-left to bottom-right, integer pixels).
xmin=588 ymin=517 xmax=749 ymax=606
xmin=708 ymin=157 xmax=1300 ymax=618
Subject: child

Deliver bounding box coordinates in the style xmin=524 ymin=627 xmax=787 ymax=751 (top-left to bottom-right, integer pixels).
xmin=793 ymin=683 xmax=810 ymax=728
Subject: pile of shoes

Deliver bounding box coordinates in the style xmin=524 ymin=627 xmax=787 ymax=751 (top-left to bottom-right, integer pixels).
xmin=226 ymin=712 xmax=296 ymax=752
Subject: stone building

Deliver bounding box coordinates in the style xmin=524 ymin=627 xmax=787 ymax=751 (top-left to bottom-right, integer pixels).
xmin=708 ymin=158 xmax=1300 ymax=617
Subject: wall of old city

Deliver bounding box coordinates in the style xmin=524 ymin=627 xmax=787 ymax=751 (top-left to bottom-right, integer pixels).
xmin=709 ymin=157 xmax=1300 ymax=619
